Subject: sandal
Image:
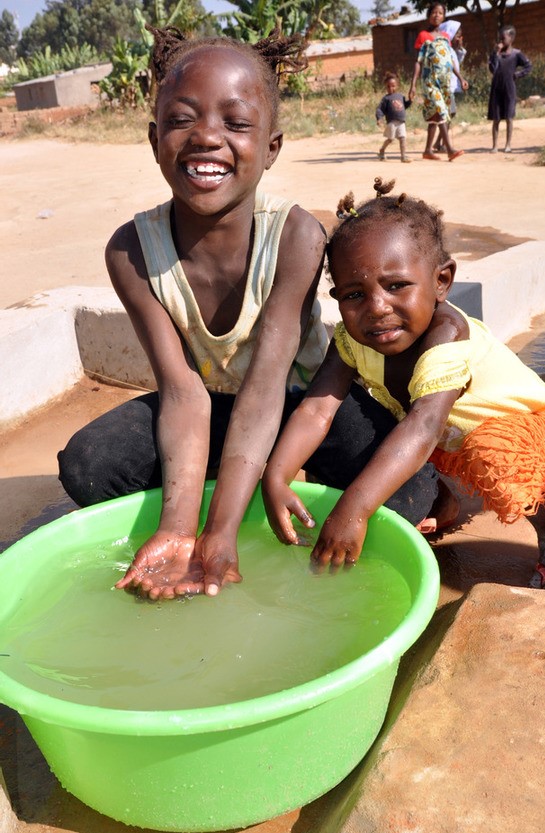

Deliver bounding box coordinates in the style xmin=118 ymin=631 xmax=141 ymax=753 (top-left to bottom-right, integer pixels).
xmin=416 ymin=484 xmax=460 ymax=536
xmin=423 ymin=152 xmax=442 ymax=161
xmin=448 ymin=150 xmax=464 ymax=161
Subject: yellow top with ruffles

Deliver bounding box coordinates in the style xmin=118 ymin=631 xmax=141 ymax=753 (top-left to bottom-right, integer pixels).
xmin=334 ymin=303 xmax=545 ymax=452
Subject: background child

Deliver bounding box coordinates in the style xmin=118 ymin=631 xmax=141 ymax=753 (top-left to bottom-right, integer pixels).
xmin=408 ymin=2 xmax=468 ymax=161
xmin=58 ymin=30 xmax=439 ymax=600
xmin=433 ymin=21 xmax=466 ymax=153
xmin=488 ymin=25 xmax=532 ymax=153
xmin=262 ymin=178 xmax=545 ymax=588
xmin=376 ymin=72 xmax=412 ymax=163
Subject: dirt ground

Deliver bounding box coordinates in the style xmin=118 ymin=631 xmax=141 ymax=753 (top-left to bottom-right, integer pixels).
xmin=1 ymin=118 xmax=545 ymax=833
xmin=1 ymin=116 xmax=544 ymax=309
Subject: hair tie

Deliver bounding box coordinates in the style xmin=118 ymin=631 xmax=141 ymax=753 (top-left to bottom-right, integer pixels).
xmin=336 ymin=207 xmax=359 ymax=220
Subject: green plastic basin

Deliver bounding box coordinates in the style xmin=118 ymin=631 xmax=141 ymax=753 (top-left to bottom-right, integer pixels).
xmin=0 ymin=482 xmax=439 ymax=831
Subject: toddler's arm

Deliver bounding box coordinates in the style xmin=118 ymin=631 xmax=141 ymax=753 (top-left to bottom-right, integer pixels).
xmin=262 ymin=342 xmax=356 ymax=545
xmin=310 ymin=387 xmax=462 ymax=567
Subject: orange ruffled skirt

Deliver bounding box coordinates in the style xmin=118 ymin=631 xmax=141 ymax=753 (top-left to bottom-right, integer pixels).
xmin=430 ymin=410 xmax=545 ymax=524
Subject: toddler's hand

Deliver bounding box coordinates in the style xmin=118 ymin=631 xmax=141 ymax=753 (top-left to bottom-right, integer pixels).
xmin=310 ymin=500 xmax=368 ymax=568
xmin=263 ymin=480 xmax=315 ymax=546
xmin=115 ymin=531 xmax=203 ymax=599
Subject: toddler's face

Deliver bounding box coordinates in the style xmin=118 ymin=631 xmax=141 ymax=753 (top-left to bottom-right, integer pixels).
xmin=386 ymin=78 xmax=398 ymax=94
xmin=329 ymin=223 xmax=450 ymax=356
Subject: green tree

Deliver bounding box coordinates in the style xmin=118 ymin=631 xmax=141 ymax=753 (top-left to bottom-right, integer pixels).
xmin=0 ymin=8 xmax=18 ymax=65
xmin=370 ymin=0 xmax=395 ymax=20
xmin=17 ymin=0 xmax=211 ymax=60
xmin=141 ymin=0 xmax=217 ymax=35
xmin=219 ymin=0 xmax=363 ymax=41
xmin=320 ymin=0 xmax=365 ymax=37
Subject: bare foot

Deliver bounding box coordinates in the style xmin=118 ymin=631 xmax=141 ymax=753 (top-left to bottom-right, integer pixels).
xmin=416 ymin=478 xmax=460 ymax=535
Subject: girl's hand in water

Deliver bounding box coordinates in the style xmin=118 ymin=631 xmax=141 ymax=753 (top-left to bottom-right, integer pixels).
xmin=263 ymin=481 xmax=316 ymax=546
xmin=310 ymin=501 xmax=368 ymax=569
xmin=115 ymin=531 xmax=204 ymax=599
xmin=194 ymin=531 xmax=243 ymax=597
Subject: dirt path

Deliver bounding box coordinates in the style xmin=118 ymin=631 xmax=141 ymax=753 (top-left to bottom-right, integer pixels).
xmin=1 ymin=117 xmax=544 ymax=309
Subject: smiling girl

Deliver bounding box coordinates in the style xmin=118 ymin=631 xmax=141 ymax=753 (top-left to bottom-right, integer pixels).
xmin=263 ymin=178 xmax=545 ymax=588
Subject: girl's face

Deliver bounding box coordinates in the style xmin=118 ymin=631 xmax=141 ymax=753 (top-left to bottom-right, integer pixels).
xmin=500 ymin=30 xmax=514 ymax=48
xmin=329 ymin=223 xmax=453 ymax=357
xmin=428 ymin=4 xmax=445 ymax=27
xmin=149 ymin=47 xmax=282 ymax=218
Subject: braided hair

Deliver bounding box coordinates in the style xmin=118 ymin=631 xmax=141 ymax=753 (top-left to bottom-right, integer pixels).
xmin=147 ymin=25 xmax=308 ymax=127
xmin=330 ymin=177 xmax=450 ymax=265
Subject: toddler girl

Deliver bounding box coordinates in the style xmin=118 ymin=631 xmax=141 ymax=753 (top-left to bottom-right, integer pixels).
xmin=263 ymin=178 xmax=545 ymax=588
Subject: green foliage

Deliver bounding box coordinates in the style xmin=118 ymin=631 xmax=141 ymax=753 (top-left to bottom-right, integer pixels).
xmin=98 ymin=36 xmax=149 ymax=108
xmin=141 ymin=0 xmax=217 ymax=34
xmin=219 ymin=0 xmax=362 ymax=41
xmin=17 ymin=0 xmax=140 ymax=60
xmin=370 ymin=0 xmax=395 ymax=19
xmin=0 ymin=8 xmax=18 ymax=65
xmin=11 ymin=42 xmax=101 ymax=81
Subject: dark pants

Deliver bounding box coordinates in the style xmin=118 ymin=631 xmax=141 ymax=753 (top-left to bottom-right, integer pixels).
xmin=58 ymin=385 xmax=438 ymax=526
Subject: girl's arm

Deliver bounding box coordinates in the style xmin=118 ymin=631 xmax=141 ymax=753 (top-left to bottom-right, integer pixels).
xmin=489 ymin=50 xmax=500 ymax=73
xmin=452 ymin=65 xmax=469 ymax=91
xmin=106 ymin=221 xmax=213 ymax=598
xmin=515 ymin=51 xmax=532 ymax=79
xmin=408 ymin=60 xmax=421 ymax=100
xmin=195 ymin=208 xmax=327 ymax=594
xmin=262 ymin=342 xmax=356 ymax=545
xmin=310 ymin=386 xmax=462 ymax=567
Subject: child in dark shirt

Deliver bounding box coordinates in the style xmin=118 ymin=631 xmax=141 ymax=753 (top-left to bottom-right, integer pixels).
xmin=376 ymin=72 xmax=412 ymax=163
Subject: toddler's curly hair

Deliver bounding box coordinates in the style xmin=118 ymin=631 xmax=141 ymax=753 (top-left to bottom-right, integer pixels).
xmin=147 ymin=25 xmax=308 ymax=127
xmin=329 ymin=177 xmax=450 ymax=265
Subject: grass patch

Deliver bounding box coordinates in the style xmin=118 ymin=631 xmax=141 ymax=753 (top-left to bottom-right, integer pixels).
xmin=3 ymin=56 xmax=544 ymax=145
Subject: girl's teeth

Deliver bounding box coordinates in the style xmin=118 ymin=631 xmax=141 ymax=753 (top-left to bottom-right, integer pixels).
xmin=186 ymin=163 xmax=228 ymax=181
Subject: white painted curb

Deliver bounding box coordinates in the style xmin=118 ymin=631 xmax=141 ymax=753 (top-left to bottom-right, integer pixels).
xmin=1 ymin=240 xmax=544 ymax=431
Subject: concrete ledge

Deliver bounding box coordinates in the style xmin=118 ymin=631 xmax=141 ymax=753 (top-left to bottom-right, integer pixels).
xmin=455 ymin=240 xmax=545 ymax=343
xmin=0 ymin=286 xmax=152 ymax=430
xmin=1 ymin=239 xmax=544 ymax=430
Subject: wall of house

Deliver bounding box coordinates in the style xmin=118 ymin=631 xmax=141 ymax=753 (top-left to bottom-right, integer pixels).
xmin=372 ymin=0 xmax=544 ymax=76
xmin=306 ymin=50 xmax=374 ymax=83
xmin=14 ymin=63 xmax=112 ymax=111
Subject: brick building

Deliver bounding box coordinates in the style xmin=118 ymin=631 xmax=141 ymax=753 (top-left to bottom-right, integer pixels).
xmin=305 ymin=36 xmax=374 ymax=87
xmin=371 ymin=0 xmax=544 ymax=76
